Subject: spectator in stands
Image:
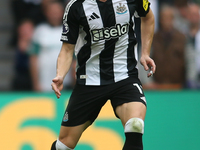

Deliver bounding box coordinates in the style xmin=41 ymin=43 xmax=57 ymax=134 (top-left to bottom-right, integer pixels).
xmin=10 ymin=0 xmax=45 ymax=46
xmin=173 ymin=0 xmax=190 ymax=35
xmin=11 ymin=0 xmax=66 ymax=25
xmin=10 ymin=0 xmax=66 ymax=46
xmin=29 ymin=1 xmax=76 ymax=92
xmin=159 ymin=0 xmax=174 ymax=6
xmin=12 ymin=19 xmax=34 ymax=91
xmin=11 ymin=0 xmax=45 ymax=25
xmin=144 ymin=5 xmax=186 ymax=90
xmin=185 ymin=3 xmax=200 ymax=89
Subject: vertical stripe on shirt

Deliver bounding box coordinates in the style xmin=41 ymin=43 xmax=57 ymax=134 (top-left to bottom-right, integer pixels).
xmin=76 ymin=3 xmax=92 ymax=85
xmin=98 ymin=0 xmax=116 ymax=85
xmin=113 ymin=0 xmax=129 ymax=82
xmin=82 ymin=0 xmax=104 ymax=85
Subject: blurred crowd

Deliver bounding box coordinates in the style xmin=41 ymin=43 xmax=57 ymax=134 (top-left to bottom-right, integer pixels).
xmin=11 ymin=0 xmax=75 ymax=92
xmin=139 ymin=0 xmax=200 ymax=90
xmin=9 ymin=0 xmax=200 ymax=92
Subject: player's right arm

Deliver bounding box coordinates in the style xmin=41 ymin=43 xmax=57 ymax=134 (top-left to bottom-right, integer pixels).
xmin=51 ymin=42 xmax=75 ymax=98
xmin=52 ymin=1 xmax=79 ymax=98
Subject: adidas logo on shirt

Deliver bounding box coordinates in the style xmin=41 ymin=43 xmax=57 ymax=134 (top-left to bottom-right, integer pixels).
xmin=89 ymin=12 xmax=100 ymax=21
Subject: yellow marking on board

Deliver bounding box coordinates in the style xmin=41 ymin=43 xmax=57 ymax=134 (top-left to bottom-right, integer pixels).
xmin=0 ymin=97 xmax=123 ymax=150
xmin=80 ymin=101 xmax=123 ymax=150
xmin=0 ymin=98 xmax=57 ymax=150
xmin=80 ymin=125 xmax=123 ymax=150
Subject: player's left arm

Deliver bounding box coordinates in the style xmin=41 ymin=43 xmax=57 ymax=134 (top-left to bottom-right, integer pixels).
xmin=140 ymin=8 xmax=156 ymax=77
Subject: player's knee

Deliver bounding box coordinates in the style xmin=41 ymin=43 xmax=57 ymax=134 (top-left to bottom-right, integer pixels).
xmin=51 ymin=139 xmax=74 ymax=150
xmin=124 ymin=118 xmax=144 ymax=134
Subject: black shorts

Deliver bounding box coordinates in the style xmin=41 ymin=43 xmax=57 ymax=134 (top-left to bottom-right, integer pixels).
xmin=61 ymin=77 xmax=146 ymax=127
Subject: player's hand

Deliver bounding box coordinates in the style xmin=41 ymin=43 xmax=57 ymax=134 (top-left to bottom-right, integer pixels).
xmin=140 ymin=55 xmax=156 ymax=78
xmin=51 ymin=76 xmax=64 ymax=99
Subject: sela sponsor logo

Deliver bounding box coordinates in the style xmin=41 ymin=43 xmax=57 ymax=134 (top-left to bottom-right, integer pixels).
xmin=116 ymin=3 xmax=127 ymax=14
xmin=90 ymin=23 xmax=129 ymax=42
xmin=63 ymin=111 xmax=68 ymax=122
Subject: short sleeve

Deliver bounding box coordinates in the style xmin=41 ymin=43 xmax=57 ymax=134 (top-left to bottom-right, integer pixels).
xmin=61 ymin=2 xmax=79 ymax=44
xmin=134 ymin=0 xmax=150 ymax=17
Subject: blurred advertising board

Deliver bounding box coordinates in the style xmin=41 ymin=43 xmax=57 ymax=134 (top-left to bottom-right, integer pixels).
xmin=0 ymin=91 xmax=200 ymax=150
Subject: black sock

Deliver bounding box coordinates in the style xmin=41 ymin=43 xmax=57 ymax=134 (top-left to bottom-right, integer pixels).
xmin=51 ymin=140 xmax=57 ymax=150
xmin=122 ymin=132 xmax=143 ymax=150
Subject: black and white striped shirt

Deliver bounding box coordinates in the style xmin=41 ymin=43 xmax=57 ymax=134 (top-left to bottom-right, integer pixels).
xmin=61 ymin=0 xmax=150 ymax=85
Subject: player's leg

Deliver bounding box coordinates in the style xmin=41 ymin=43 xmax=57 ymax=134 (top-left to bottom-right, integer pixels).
xmin=116 ymin=101 xmax=146 ymax=126
xmin=116 ymin=102 xmax=146 ymax=150
xmin=51 ymin=121 xmax=91 ymax=150
xmin=51 ymin=84 xmax=108 ymax=150
xmin=109 ymin=77 xmax=147 ymax=150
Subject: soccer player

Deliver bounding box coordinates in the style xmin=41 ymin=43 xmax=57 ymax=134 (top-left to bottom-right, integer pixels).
xmin=51 ymin=0 xmax=155 ymax=149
